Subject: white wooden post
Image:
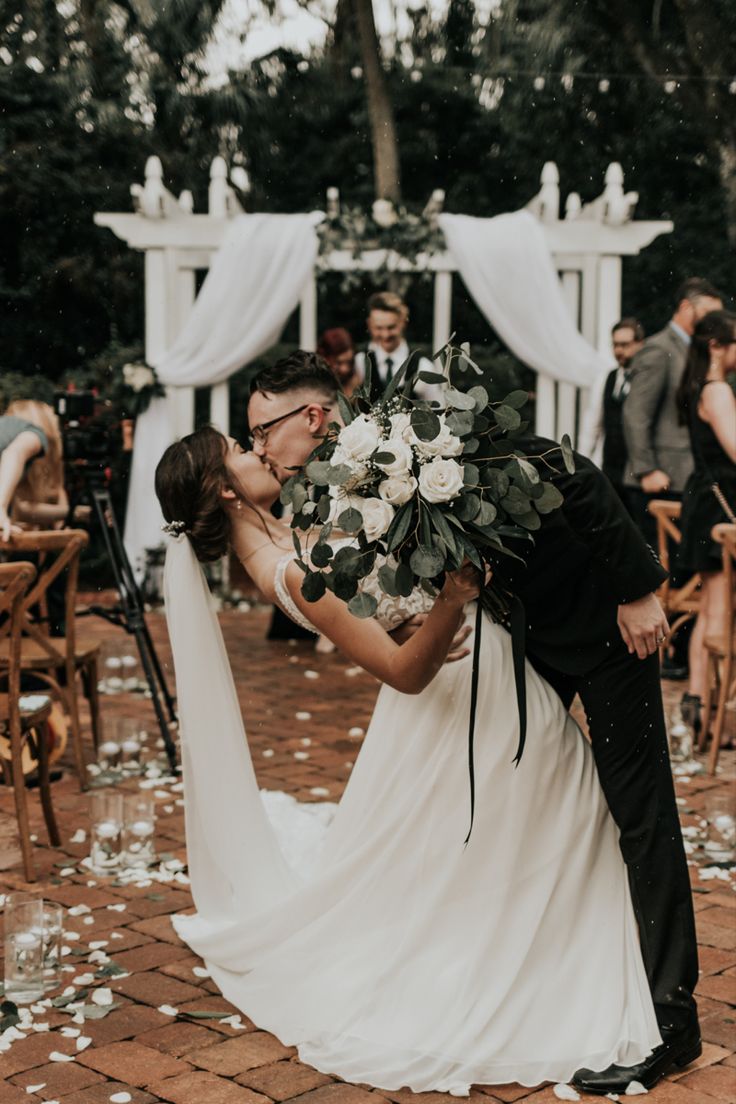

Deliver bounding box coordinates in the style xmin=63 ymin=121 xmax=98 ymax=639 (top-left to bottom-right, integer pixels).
xmin=299 ymin=273 xmax=318 ymax=350
xmin=144 ymin=251 xmax=169 ymax=365
xmin=170 ymin=265 xmax=196 ymax=438
xmin=532 ymin=163 xmax=560 ymax=438
xmin=432 ymin=270 xmax=453 ymax=354
xmin=597 ymin=256 xmax=623 ymax=354
xmin=558 ymin=270 xmax=581 ymax=443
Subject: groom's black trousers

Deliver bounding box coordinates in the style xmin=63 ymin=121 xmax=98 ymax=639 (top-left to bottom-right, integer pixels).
xmin=530 ymin=644 xmax=699 ymax=1037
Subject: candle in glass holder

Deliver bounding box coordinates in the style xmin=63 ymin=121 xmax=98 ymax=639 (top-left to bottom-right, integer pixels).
xmin=704 ymin=792 xmax=736 ymax=860
xmin=123 ymin=794 xmax=156 ymax=868
xmin=4 ymin=896 xmax=45 ymax=1003
xmin=89 ymin=790 xmax=123 ymax=874
xmin=121 ymin=653 xmax=139 ymax=692
xmin=38 ymin=902 xmax=64 ymax=991
xmin=98 ymin=740 xmax=121 ymax=772
xmin=105 ymin=655 xmax=124 ymax=694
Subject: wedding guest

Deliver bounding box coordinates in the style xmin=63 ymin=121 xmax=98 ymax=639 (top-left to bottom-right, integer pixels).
xmin=580 ymin=318 xmax=645 ymax=503
xmin=675 ymin=310 xmax=736 ymax=741
xmin=317 ymin=328 xmax=359 ymax=396
xmin=0 ymin=400 xmax=68 ymax=540
xmin=623 ymin=278 xmax=723 ymax=545
xmin=354 ymin=291 xmax=443 ymax=404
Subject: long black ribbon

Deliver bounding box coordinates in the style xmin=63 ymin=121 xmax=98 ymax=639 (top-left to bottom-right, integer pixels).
xmin=464 ymin=594 xmax=528 ymax=844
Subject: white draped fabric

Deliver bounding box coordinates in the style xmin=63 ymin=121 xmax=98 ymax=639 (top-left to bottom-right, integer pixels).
xmin=439 ymin=211 xmax=611 ymax=389
xmin=126 ymin=208 xmax=610 ymax=571
xmin=124 ymin=212 xmax=322 ymax=572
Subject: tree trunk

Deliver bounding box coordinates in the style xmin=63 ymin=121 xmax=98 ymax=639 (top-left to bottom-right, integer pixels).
xmin=352 ymin=0 xmax=401 ymax=202
xmin=717 ymin=139 xmax=736 ymax=248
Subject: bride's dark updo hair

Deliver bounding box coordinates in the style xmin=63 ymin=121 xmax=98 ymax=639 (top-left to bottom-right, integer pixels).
xmin=155 ymin=426 xmax=232 ymax=562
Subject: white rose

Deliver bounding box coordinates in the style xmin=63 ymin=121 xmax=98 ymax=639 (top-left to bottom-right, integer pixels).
xmin=330 ymin=445 xmax=370 ymax=491
xmin=123 ymin=363 xmax=154 ymax=393
xmin=375 ymin=437 xmax=413 ymax=477
xmin=412 ymin=418 xmax=464 ymax=459
xmin=378 ymin=473 xmax=418 ymax=506
xmin=337 ymin=414 xmax=382 ymax=462
xmin=372 ymin=198 xmax=398 ymax=228
xmin=360 ymin=498 xmax=395 ymax=542
xmin=389 ymin=412 xmax=413 ymax=441
xmin=418 ymin=458 xmax=465 ymax=503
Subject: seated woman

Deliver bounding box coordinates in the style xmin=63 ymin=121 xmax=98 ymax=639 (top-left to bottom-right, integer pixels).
xmin=317 ymin=328 xmax=358 ymax=396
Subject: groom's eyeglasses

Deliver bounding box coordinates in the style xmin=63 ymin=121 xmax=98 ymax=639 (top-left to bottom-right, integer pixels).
xmin=248 ymin=404 xmax=331 ymax=446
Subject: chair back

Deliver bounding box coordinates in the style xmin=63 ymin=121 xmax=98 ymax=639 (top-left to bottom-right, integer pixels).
xmin=0 ymin=530 xmax=88 ymax=667
xmin=713 ymin=522 xmax=736 ymax=651
xmin=648 ymin=499 xmax=701 ymax=625
xmin=0 ymin=561 xmax=37 ymax=736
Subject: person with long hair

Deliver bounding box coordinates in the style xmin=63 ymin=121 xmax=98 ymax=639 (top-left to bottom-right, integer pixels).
xmin=153 ymin=423 xmax=663 ymax=1097
xmin=316 ymin=327 xmax=358 ymax=395
xmin=676 ymin=310 xmax=736 ymax=739
xmin=3 ymin=400 xmax=67 ymax=524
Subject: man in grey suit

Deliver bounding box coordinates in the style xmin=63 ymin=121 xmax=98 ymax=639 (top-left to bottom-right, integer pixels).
xmin=623 ymin=277 xmax=722 ymax=545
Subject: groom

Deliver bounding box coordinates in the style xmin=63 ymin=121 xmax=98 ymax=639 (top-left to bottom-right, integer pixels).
xmin=247 ymin=351 xmax=700 ymax=1094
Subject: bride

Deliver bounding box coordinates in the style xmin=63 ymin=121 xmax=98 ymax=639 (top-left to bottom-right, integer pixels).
xmin=155 ymin=425 xmax=661 ymax=1096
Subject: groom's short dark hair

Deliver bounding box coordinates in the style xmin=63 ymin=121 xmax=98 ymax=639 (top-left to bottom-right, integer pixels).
xmin=250 ymin=350 xmax=338 ymax=401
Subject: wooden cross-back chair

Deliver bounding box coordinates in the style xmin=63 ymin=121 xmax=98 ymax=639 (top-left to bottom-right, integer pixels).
xmin=700 ymin=523 xmax=736 ymax=774
xmin=648 ymin=499 xmax=702 ymax=654
xmin=0 ymin=529 xmax=102 ymax=788
xmin=0 ymin=562 xmax=61 ymax=881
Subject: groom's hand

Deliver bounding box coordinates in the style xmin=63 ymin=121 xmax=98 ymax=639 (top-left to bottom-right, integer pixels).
xmin=391 ymin=614 xmax=473 ymax=663
xmin=617 ymin=593 xmax=669 ymax=660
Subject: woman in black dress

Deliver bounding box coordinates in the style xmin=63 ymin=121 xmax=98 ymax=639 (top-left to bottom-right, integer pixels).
xmin=676 ymin=310 xmax=736 ymax=738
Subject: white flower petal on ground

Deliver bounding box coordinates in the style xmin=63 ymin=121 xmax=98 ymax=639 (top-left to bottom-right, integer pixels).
xmin=82 ymin=916 xmax=95 ymax=925
xmin=25 ymin=1084 xmax=46 ymax=1094
xmin=64 ymin=931 xmax=80 ymax=941
xmin=60 ymin=1027 xmax=81 ymax=1037
xmin=59 ymin=867 xmax=76 ymax=877
xmin=625 ymin=1083 xmax=648 ymax=1095
xmin=76 ymin=1036 xmax=92 ymax=1051
xmin=73 ymin=974 xmax=95 ymax=985
xmin=553 ymin=1085 xmax=580 ymax=1101
xmin=295 ymin=711 xmax=311 ymax=720
xmin=294 ymin=751 xmax=309 ymax=761
xmin=344 ymin=666 xmax=362 ymax=677
xmin=157 ymin=1004 xmax=178 ymax=1016
xmin=192 ymin=967 xmax=210 ymax=978
xmin=68 ymin=904 xmax=91 ymax=916
xmin=91 ymin=988 xmax=113 ymax=1006
xmin=70 ymin=829 xmax=87 ymax=844
xmin=310 ymin=787 xmax=330 ymax=797
xmin=49 ymin=1051 xmax=75 ymax=1062
xmin=31 ymin=1023 xmax=50 ymax=1032
xmin=106 ymin=904 xmax=127 ymax=912
xmin=262 ymin=749 xmax=274 ymax=758
xmin=348 ymin=727 xmax=364 ymax=738
xmin=110 ymin=1093 xmax=133 ymax=1103
xmin=304 ymin=670 xmax=319 ymax=680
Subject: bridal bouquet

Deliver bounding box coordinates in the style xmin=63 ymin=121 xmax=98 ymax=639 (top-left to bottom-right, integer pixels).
xmin=280 ymin=347 xmax=573 ymax=623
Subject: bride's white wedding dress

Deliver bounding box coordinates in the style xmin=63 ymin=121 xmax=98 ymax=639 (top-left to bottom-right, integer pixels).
xmin=164 ymin=536 xmax=660 ymax=1096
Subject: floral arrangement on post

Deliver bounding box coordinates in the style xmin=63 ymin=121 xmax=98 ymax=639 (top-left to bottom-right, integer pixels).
xmin=118 ymin=362 xmax=165 ymax=418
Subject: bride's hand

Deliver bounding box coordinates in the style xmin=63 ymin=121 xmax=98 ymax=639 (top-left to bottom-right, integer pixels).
xmin=440 ymin=561 xmax=482 ymax=607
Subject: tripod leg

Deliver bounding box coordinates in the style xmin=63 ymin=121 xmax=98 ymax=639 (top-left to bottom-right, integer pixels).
xmin=135 ymin=625 xmax=178 ymax=773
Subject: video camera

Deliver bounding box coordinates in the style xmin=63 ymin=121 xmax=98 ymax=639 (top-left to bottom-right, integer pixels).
xmin=54 ymin=389 xmax=111 ymax=469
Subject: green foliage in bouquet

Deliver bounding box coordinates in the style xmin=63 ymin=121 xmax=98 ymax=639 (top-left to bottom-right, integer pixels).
xmin=279 ymin=344 xmax=574 ymax=624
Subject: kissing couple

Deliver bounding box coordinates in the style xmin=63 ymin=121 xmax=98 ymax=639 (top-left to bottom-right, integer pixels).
xmin=155 ymin=350 xmax=699 ymax=1096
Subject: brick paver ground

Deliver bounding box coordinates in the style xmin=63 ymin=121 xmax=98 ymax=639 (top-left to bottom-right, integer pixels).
xmin=1 ymin=599 xmax=734 ymax=1103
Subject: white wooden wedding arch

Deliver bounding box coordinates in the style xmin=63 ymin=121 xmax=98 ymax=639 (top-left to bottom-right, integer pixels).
xmin=95 ymin=157 xmax=671 ymax=445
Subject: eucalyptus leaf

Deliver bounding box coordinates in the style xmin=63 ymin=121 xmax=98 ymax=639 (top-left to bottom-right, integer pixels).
xmin=301 ymin=571 xmax=327 ymax=602
xmin=395 ymin=561 xmax=415 ymax=596
xmin=476 ymin=499 xmax=498 ymax=526
xmin=291 ymin=483 xmax=308 ymax=514
xmin=292 ymin=530 xmax=302 ymax=557
xmin=492 ymin=405 xmax=522 ymax=432
xmin=309 ymin=542 xmax=333 ymax=568
xmin=453 ymin=493 xmax=481 ymax=521
xmin=455 ymin=530 xmax=483 ymax=569
xmin=410 ymin=544 xmax=446 ymax=578
xmin=503 ymin=389 xmax=530 ymax=410
xmin=279 ymin=475 xmax=299 ymax=505
xmin=337 ymin=391 xmax=355 ymax=425
xmin=445 ymin=410 xmax=475 ymax=437
xmin=180 ymin=1010 xmax=233 ymax=1020
xmin=468 ymin=385 xmax=489 ymax=410
xmin=333 ymin=573 xmax=359 ymax=601
xmin=348 ymin=591 xmax=378 ymax=618
xmin=417 ymin=370 xmax=448 ymax=385
xmin=462 ymin=437 xmax=479 ymax=455
xmin=410 ymin=407 xmax=441 ymax=442
xmin=327 ymin=463 xmax=358 ymax=486
xmin=429 ymin=504 xmax=460 ymax=560
xmin=318 ymin=521 xmax=334 ymax=543
xmin=317 ymin=494 xmax=331 ymax=522
xmin=372 ymin=451 xmax=396 ymax=465
xmin=377 ymin=564 xmax=400 ymax=598
xmin=95 ymin=962 xmax=127 ymax=978
xmin=79 ymin=1002 xmax=122 ymax=1020
xmin=516 ymin=458 xmax=541 ymax=486
xmin=560 ymin=434 xmax=576 ymax=474
xmin=445 ymin=388 xmax=477 ymax=411
xmin=338 ymin=507 xmax=363 ymax=533
xmin=501 ymin=486 xmax=532 ymax=515
xmin=515 ymin=509 xmax=542 ymax=531
xmin=385 ymin=502 xmax=413 ymax=551
xmin=333 ymin=545 xmax=363 ymax=573
xmin=462 ymin=462 xmax=480 ymax=487
xmin=483 ymin=469 xmax=510 ymax=499
xmin=535 ymin=482 xmax=565 ymax=513
xmin=305 ymin=460 xmax=332 ymax=485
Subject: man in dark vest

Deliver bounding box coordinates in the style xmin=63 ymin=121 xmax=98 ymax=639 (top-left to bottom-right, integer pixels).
xmin=353 ymin=291 xmax=443 ymax=405
xmin=581 ymin=318 xmax=645 ymax=505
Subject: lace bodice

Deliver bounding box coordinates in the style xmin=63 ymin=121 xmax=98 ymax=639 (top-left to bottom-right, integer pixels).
xmin=274 ymin=552 xmax=436 ymax=634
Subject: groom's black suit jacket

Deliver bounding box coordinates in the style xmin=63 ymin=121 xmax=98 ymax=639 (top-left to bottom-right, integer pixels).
xmin=484 ymin=433 xmax=667 ymax=677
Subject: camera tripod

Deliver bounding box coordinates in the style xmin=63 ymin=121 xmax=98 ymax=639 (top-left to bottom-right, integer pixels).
xmin=68 ymin=467 xmax=179 ymax=773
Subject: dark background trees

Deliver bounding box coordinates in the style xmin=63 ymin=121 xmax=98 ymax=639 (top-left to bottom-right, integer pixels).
xmin=1 ymin=0 xmax=733 ymax=388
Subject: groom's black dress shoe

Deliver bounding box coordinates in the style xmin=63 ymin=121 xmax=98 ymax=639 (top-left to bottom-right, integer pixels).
xmin=571 ymin=1028 xmax=702 ymax=1095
